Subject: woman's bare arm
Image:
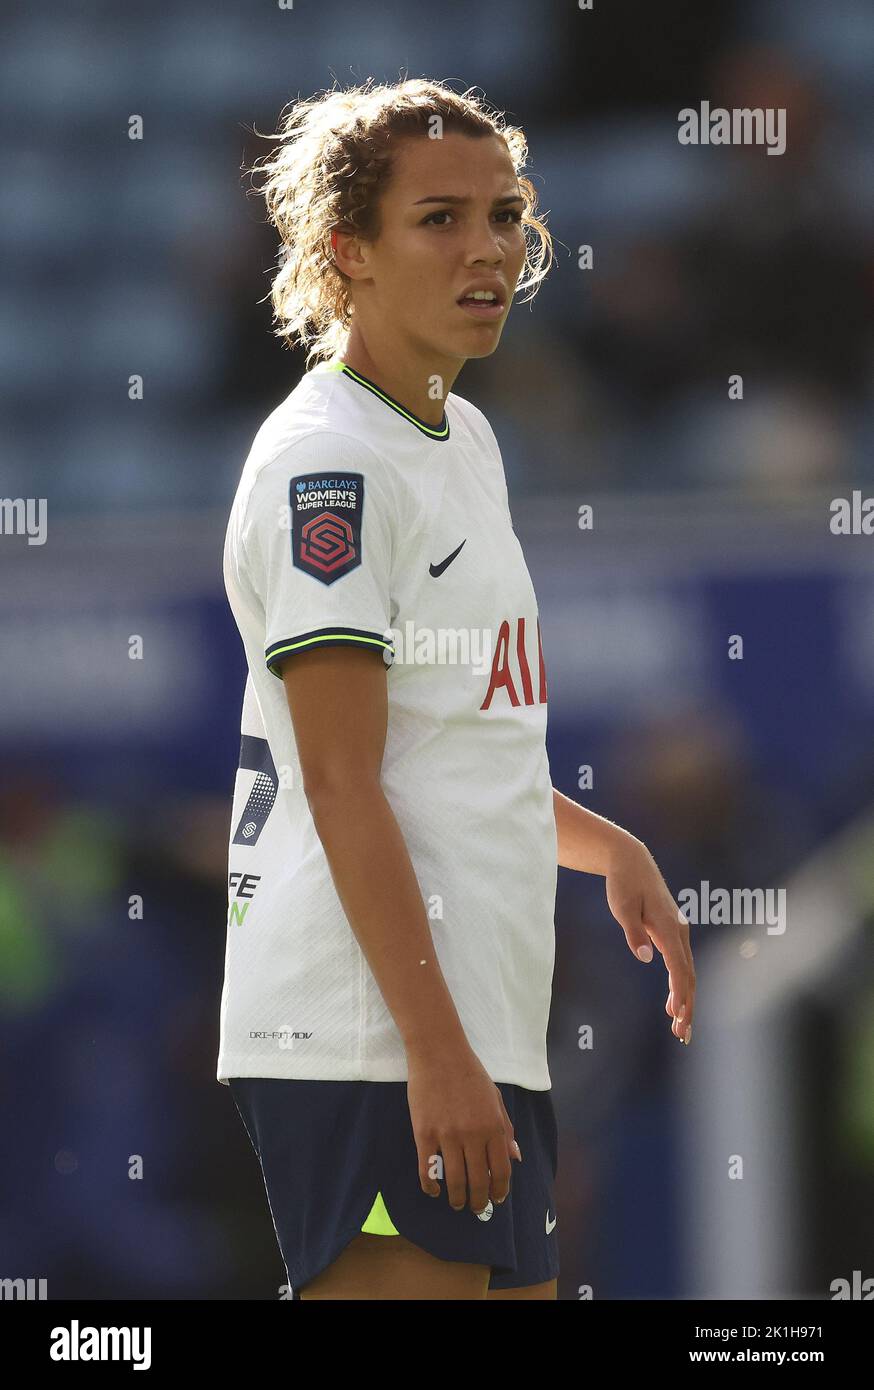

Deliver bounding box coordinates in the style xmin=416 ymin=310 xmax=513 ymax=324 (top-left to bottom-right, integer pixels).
xmin=279 ymin=645 xmax=520 ymax=1210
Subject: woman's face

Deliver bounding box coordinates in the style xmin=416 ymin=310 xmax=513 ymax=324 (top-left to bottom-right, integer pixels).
xmin=345 ymin=130 xmax=528 ymax=366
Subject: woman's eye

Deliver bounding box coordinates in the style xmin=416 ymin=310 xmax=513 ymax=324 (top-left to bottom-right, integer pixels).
xmin=422 ymin=209 xmax=522 ymax=226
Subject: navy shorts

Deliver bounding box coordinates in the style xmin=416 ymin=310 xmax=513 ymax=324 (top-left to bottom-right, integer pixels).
xmin=229 ymin=1077 xmax=560 ymax=1297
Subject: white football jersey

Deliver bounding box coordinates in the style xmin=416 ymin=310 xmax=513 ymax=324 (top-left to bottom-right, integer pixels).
xmin=217 ymin=360 xmax=558 ymax=1089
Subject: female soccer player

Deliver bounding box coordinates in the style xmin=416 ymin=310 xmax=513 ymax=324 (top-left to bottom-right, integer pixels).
xmin=217 ymin=78 xmax=695 ymax=1301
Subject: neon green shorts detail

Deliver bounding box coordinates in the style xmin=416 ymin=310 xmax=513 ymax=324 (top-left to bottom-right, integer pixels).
xmin=361 ymin=1189 xmax=399 ymax=1235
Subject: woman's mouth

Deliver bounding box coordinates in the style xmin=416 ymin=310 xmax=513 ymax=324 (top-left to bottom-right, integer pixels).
xmin=457 ymin=291 xmax=505 ymax=320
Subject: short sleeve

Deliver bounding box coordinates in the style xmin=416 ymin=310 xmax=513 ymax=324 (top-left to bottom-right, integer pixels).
xmin=241 ymin=432 xmax=397 ymax=679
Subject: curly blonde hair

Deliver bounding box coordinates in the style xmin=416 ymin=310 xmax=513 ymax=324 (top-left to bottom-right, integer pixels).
xmin=248 ymin=77 xmax=554 ymax=367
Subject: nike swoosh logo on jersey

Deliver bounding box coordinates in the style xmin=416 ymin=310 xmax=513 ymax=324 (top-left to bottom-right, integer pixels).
xmin=429 ymin=539 xmax=466 ymax=577
xmin=545 ymin=1210 xmax=557 ymax=1234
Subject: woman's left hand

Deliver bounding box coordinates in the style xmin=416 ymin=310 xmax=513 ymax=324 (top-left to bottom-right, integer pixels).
xmin=604 ymin=835 xmax=695 ymax=1043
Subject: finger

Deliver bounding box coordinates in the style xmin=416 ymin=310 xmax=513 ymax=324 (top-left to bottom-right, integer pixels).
xmin=648 ymin=911 xmax=693 ymax=1010
xmin=677 ymin=970 xmax=696 ymax=1041
xmin=668 ymin=953 xmax=695 ymax=1040
xmin=670 ymin=978 xmax=686 ymax=1037
xmin=612 ymin=894 xmax=653 ymax=961
xmin=672 ymin=919 xmax=696 ymax=1039
xmin=667 ymin=962 xmax=691 ymax=1031
xmin=496 ymin=1090 xmax=522 ymax=1164
xmin=486 ymin=1132 xmax=513 ymax=1205
xmin=464 ymin=1143 xmax=492 ymax=1217
xmin=442 ymin=1142 xmax=468 ymax=1211
xmin=416 ymin=1138 xmax=442 ymax=1197
xmin=655 ymin=941 xmax=693 ymax=1038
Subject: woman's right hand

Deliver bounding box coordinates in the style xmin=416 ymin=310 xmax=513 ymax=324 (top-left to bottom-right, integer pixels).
xmin=406 ymin=1047 xmax=521 ymax=1215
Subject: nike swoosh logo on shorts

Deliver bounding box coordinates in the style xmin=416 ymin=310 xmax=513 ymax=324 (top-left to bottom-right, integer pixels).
xmin=545 ymin=1210 xmax=557 ymax=1234
xmin=429 ymin=539 xmax=466 ymax=577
